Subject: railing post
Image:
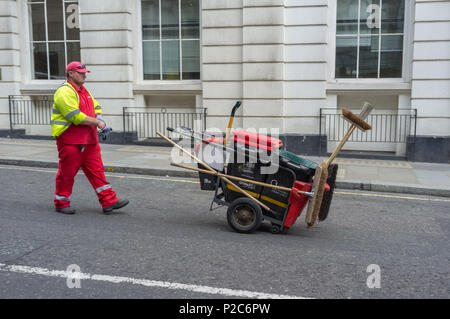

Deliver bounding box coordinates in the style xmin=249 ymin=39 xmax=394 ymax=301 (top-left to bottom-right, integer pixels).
xmin=413 ymin=108 xmax=417 ymax=147
xmin=203 ymin=107 xmax=207 ymax=131
xmin=319 ymin=108 xmax=322 ymax=156
xmin=8 ymin=95 xmax=13 ymax=132
xmin=122 ymin=107 xmax=126 ymax=144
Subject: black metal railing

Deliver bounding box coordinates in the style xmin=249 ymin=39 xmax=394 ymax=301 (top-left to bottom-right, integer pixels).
xmin=8 ymin=95 xmax=53 ymax=130
xmin=123 ymin=107 xmax=207 ymax=140
xmin=319 ymin=108 xmax=417 ymax=143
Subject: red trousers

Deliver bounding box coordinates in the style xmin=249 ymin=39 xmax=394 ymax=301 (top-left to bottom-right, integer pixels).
xmin=54 ymin=141 xmax=118 ymax=209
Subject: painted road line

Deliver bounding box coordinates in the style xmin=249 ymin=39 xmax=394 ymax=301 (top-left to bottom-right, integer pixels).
xmin=105 ymin=174 xmax=199 ymax=184
xmin=335 ymin=191 xmax=450 ymax=202
xmin=0 ymin=166 xmax=57 ymax=174
xmin=0 ymin=165 xmax=198 ymax=184
xmin=0 ymin=263 xmax=306 ymax=299
xmin=0 ymin=141 xmax=54 ymax=147
xmin=0 ymin=165 xmax=448 ymax=202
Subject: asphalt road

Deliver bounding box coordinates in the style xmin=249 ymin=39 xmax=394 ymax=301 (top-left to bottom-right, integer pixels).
xmin=0 ymin=165 xmax=448 ymax=299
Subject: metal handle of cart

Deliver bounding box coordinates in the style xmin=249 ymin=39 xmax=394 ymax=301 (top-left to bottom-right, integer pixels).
xmin=166 ymin=126 xmax=274 ymax=166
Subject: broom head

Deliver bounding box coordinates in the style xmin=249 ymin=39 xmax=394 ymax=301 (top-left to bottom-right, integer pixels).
xmin=342 ymin=108 xmax=372 ymax=132
xmin=305 ymin=162 xmax=328 ymax=228
xmin=318 ymin=164 xmax=338 ymax=221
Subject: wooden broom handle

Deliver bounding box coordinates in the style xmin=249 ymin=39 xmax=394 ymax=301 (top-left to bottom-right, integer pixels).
xmin=171 ymin=162 xmax=312 ymax=196
xmin=326 ymin=125 xmax=356 ymax=167
xmin=326 ymin=102 xmax=373 ymax=167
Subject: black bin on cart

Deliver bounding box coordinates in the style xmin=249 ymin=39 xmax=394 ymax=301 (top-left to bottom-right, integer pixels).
xmin=278 ymin=150 xmax=317 ymax=183
xmin=259 ymin=166 xmax=296 ymax=221
xmin=224 ymin=162 xmax=265 ymax=203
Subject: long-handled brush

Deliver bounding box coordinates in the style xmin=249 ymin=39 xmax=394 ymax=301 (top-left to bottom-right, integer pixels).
xmin=305 ymin=102 xmax=373 ymax=227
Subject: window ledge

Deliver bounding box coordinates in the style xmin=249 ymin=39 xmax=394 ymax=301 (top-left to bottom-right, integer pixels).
xmin=20 ymin=81 xmax=63 ymax=95
xmin=133 ymin=81 xmax=202 ymax=95
xmin=327 ymin=80 xmax=411 ymax=94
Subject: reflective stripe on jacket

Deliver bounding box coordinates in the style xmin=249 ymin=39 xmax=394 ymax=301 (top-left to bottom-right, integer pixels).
xmin=51 ymin=81 xmax=103 ymax=139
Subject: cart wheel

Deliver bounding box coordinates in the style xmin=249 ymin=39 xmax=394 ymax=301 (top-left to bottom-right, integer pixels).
xmin=227 ymin=198 xmax=263 ymax=233
xmin=270 ymin=224 xmax=281 ymax=234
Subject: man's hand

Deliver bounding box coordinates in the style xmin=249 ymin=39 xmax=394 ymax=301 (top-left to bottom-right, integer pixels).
xmin=101 ymin=125 xmax=112 ymax=140
xmin=96 ymin=114 xmax=105 ymax=123
xmin=97 ymin=119 xmax=106 ymax=130
xmin=80 ymin=115 xmax=106 ymax=129
xmin=96 ymin=114 xmax=107 ymax=130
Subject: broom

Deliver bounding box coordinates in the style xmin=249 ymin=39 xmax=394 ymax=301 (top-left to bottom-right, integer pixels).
xmin=305 ymin=102 xmax=373 ymax=227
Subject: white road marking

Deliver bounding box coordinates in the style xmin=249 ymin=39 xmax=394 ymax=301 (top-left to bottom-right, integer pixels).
xmin=335 ymin=191 xmax=450 ymax=202
xmin=0 ymin=263 xmax=307 ymax=299
xmin=0 ymin=165 xmax=198 ymax=184
xmin=1 ymin=165 xmax=448 ymax=202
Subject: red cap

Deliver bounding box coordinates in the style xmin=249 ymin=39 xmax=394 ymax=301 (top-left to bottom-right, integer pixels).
xmin=66 ymin=61 xmax=91 ymax=73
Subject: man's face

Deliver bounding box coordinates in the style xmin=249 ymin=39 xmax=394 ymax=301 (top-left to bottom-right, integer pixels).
xmin=68 ymin=70 xmax=87 ymax=86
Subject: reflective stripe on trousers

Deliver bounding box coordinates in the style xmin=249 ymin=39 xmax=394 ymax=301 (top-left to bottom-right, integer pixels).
xmin=55 ymin=195 xmax=71 ymax=201
xmin=95 ymin=184 xmax=112 ymax=194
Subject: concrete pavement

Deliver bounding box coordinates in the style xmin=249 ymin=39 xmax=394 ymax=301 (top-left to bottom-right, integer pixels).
xmin=0 ymin=137 xmax=449 ymax=197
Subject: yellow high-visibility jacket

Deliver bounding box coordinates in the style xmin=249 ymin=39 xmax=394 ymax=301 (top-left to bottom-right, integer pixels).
xmin=51 ymin=82 xmax=103 ymax=138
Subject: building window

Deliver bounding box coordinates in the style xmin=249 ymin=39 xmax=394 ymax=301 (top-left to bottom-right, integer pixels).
xmin=335 ymin=0 xmax=405 ymax=78
xmin=28 ymin=0 xmax=80 ymax=80
xmin=142 ymin=0 xmax=200 ymax=80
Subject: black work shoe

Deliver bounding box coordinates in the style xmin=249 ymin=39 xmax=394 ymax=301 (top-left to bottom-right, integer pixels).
xmin=103 ymin=199 xmax=129 ymax=214
xmin=56 ymin=206 xmax=76 ymax=214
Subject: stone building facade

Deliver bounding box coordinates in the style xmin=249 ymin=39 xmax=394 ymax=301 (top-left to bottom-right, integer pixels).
xmin=0 ymin=0 xmax=449 ymax=162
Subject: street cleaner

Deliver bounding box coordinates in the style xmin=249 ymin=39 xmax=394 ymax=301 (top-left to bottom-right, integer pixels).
xmin=51 ymin=61 xmax=129 ymax=215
